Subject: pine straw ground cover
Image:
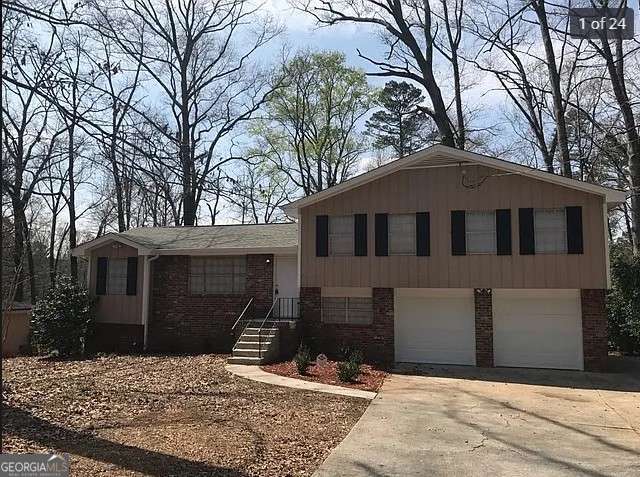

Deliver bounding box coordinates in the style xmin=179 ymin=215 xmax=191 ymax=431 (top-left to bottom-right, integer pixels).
xmin=262 ymin=361 xmax=387 ymax=393
xmin=2 ymin=354 xmax=368 ymax=476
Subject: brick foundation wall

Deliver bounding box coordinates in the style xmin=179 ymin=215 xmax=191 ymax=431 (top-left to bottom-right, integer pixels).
xmin=300 ymin=287 xmax=394 ymax=364
xmin=474 ymin=288 xmax=494 ymax=367
xmin=148 ymin=254 xmax=273 ymax=353
xmin=581 ymin=289 xmax=607 ymax=372
xmin=88 ymin=323 xmax=144 ymax=354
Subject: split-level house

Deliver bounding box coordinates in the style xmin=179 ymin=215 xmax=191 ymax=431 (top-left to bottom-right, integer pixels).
xmin=72 ymin=145 xmax=626 ymax=371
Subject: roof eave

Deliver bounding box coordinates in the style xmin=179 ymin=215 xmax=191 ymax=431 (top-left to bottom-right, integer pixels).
xmin=71 ymin=234 xmax=152 ymax=257
xmin=152 ymin=246 xmax=298 ymax=256
xmin=281 ymin=144 xmax=628 ymax=212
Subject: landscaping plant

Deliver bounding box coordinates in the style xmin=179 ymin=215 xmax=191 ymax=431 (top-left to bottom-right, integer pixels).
xmin=337 ymin=349 xmax=363 ymax=382
xmin=294 ymin=345 xmax=312 ymax=375
xmin=31 ymin=276 xmax=95 ymax=358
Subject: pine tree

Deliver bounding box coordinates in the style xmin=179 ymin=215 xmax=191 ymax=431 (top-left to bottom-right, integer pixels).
xmin=366 ymin=81 xmax=436 ymax=157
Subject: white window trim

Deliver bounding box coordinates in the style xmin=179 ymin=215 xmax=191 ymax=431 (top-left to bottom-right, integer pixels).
xmin=388 ymin=213 xmax=416 ymax=256
xmin=534 ymin=208 xmax=568 ymax=254
xmin=329 ymin=215 xmax=354 ymax=256
xmin=189 ymin=256 xmax=247 ymax=295
xmin=106 ymin=258 xmax=127 ymax=295
xmin=465 ymin=210 xmax=496 ymax=255
xmin=321 ymin=296 xmax=373 ymax=325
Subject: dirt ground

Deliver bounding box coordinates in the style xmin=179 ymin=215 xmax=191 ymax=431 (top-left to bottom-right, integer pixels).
xmin=2 ymin=354 xmax=369 ymax=476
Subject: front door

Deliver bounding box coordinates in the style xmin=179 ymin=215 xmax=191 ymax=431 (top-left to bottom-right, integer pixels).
xmin=274 ymin=255 xmax=299 ymax=318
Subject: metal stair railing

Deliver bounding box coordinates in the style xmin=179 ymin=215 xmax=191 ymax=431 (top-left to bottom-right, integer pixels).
xmin=274 ymin=297 xmax=300 ymax=319
xmin=257 ymin=297 xmax=279 ymax=359
xmin=231 ymin=298 xmax=255 ymax=346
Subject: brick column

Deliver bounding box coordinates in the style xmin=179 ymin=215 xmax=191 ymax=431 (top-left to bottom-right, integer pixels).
xmin=247 ymin=254 xmax=274 ymax=313
xmin=300 ymin=287 xmax=321 ymax=352
xmin=581 ymin=289 xmax=607 ymax=372
xmin=474 ymin=288 xmax=494 ymax=367
xmin=372 ymin=288 xmax=394 ymax=364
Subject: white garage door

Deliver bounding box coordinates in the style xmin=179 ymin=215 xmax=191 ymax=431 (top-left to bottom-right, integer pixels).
xmin=493 ymin=289 xmax=583 ymax=370
xmin=395 ymin=289 xmax=476 ymax=365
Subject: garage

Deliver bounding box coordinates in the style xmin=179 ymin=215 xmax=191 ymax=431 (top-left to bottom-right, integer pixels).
xmin=394 ymin=289 xmax=476 ymax=365
xmin=493 ymin=289 xmax=583 ymax=370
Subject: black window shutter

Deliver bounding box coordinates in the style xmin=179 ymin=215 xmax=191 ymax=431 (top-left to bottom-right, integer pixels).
xmin=519 ymin=208 xmax=535 ymax=255
xmin=316 ymin=215 xmax=329 ymax=257
xmin=566 ymin=206 xmax=584 ymax=254
xmin=496 ymin=209 xmax=512 ymax=255
xmin=96 ymin=257 xmax=108 ymax=295
xmin=126 ymin=257 xmax=138 ymax=296
xmin=451 ymin=210 xmax=466 ymax=256
xmin=375 ymin=213 xmax=388 ymax=256
xmin=354 ymin=214 xmax=368 ymax=256
xmin=416 ymin=212 xmax=430 ymax=256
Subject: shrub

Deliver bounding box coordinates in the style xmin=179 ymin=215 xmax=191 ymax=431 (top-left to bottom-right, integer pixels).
xmin=608 ymin=250 xmax=640 ymax=354
xmin=337 ymin=359 xmax=360 ymax=382
xmin=294 ymin=345 xmax=312 ymax=375
xmin=349 ymin=348 xmax=364 ymax=367
xmin=31 ymin=276 xmax=95 ymax=358
xmin=339 ymin=345 xmax=364 ymax=365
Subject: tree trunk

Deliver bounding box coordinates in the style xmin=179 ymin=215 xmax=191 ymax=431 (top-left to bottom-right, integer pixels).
xmin=600 ymin=35 xmax=640 ymax=254
xmin=11 ymin=197 xmax=25 ymax=303
xmin=68 ymin=121 xmax=78 ymax=281
xmin=533 ymin=0 xmax=571 ymax=177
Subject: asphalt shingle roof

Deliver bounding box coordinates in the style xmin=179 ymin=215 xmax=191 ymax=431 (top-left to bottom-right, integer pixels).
xmin=117 ymin=223 xmax=298 ymax=251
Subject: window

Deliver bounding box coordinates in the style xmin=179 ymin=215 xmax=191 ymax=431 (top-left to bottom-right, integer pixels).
xmin=106 ymin=258 xmax=127 ymax=295
xmin=190 ymin=256 xmax=246 ymax=294
xmin=321 ymin=297 xmax=373 ymax=325
xmin=466 ymin=211 xmax=496 ymax=254
xmin=329 ymin=215 xmax=354 ymax=256
xmin=389 ymin=214 xmax=415 ymax=255
xmin=534 ymin=208 xmax=567 ymax=253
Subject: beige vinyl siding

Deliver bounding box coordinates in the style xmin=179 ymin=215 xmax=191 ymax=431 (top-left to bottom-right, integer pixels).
xmin=300 ymin=164 xmax=608 ymax=289
xmin=89 ymin=243 xmax=143 ymax=325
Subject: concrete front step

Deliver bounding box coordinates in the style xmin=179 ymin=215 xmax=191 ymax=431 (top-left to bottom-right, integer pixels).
xmin=238 ymin=334 xmax=275 ymax=343
xmin=243 ymin=327 xmax=278 ymax=334
xmin=232 ymin=348 xmax=270 ymax=358
xmin=234 ymin=340 xmax=273 ymax=350
xmin=227 ymin=356 xmax=266 ymax=365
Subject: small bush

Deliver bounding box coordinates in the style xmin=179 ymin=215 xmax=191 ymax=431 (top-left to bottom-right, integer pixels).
xmin=294 ymin=345 xmax=312 ymax=375
xmin=31 ymin=276 xmax=95 ymax=358
xmin=349 ymin=348 xmax=364 ymax=367
xmin=339 ymin=345 xmax=364 ymax=365
xmin=337 ymin=359 xmax=360 ymax=382
xmin=608 ymin=250 xmax=640 ymax=354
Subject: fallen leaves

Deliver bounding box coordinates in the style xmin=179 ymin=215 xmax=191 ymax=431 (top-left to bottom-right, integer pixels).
xmin=2 ymin=354 xmax=368 ymax=476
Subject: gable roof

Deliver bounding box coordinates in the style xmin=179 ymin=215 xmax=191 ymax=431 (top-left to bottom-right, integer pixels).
xmin=282 ymin=145 xmax=628 ymax=217
xmin=72 ymin=223 xmax=298 ymax=256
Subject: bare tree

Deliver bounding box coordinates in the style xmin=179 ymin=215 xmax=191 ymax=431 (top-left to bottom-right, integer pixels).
xmin=587 ymin=7 xmax=640 ymax=254
xmin=92 ymin=0 xmax=280 ymax=225
xmin=226 ymin=162 xmax=294 ymax=223
xmin=2 ymin=22 xmax=68 ymax=300
xmin=300 ymin=0 xmax=470 ymax=148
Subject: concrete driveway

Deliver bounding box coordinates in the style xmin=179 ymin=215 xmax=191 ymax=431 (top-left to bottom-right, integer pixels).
xmin=314 ymin=360 xmax=640 ymax=477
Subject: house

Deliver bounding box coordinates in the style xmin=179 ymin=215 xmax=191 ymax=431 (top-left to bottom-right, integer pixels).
xmin=72 ymin=145 xmax=627 ymax=371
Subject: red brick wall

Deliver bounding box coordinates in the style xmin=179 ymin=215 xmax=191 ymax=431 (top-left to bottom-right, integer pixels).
xmin=581 ymin=288 xmax=607 ymax=372
xmin=300 ymin=287 xmax=394 ymax=364
xmin=148 ymin=254 xmax=273 ymax=353
xmin=474 ymin=288 xmax=494 ymax=367
xmin=88 ymin=323 xmax=144 ymax=353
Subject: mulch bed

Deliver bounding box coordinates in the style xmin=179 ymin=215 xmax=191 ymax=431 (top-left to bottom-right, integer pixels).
xmin=262 ymin=360 xmax=387 ymax=392
xmin=2 ymin=354 xmax=368 ymax=476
